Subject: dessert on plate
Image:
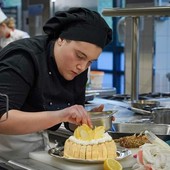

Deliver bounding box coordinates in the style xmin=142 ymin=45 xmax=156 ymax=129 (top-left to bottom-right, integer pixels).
xmin=114 ymin=133 xmax=149 ymax=148
xmin=64 ymin=124 xmax=117 ymax=160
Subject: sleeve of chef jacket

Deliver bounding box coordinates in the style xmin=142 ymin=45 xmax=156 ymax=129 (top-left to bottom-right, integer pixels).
xmin=0 ymin=49 xmax=36 ymax=115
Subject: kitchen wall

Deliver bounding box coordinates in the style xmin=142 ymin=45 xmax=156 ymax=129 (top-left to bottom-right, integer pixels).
xmin=1 ymin=0 xmax=22 ymax=29
xmin=154 ymin=16 xmax=170 ymax=92
xmin=55 ymin=0 xmax=97 ymax=11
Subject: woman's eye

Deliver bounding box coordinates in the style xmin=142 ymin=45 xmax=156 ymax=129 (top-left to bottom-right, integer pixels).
xmin=76 ymin=54 xmax=85 ymax=60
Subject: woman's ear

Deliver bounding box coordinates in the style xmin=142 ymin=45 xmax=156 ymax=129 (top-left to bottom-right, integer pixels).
xmin=57 ymin=37 xmax=63 ymax=46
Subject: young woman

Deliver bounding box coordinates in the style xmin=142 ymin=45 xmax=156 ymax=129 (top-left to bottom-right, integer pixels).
xmin=0 ymin=7 xmax=112 ymax=159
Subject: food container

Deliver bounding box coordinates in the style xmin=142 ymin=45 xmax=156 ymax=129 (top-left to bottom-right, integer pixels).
xmin=90 ymin=71 xmax=104 ymax=89
xmin=112 ymin=123 xmax=170 ymax=141
xmin=112 ymin=122 xmax=170 ymax=135
xmin=152 ymin=107 xmax=170 ymax=124
xmin=68 ymin=110 xmax=117 ymax=132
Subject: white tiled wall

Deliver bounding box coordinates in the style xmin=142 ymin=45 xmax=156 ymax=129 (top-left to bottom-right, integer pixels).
xmin=154 ymin=17 xmax=170 ymax=92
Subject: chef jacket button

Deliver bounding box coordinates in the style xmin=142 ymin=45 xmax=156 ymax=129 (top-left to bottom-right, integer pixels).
xmin=49 ymin=102 xmax=53 ymax=106
xmin=68 ymin=103 xmax=70 ymax=106
xmin=49 ymin=71 xmax=52 ymax=75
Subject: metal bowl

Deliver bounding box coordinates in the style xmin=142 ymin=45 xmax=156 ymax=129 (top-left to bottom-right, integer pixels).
xmin=68 ymin=110 xmax=117 ymax=132
xmin=131 ymin=100 xmax=160 ymax=111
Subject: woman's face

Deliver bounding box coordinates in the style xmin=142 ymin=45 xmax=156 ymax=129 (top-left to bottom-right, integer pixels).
xmin=54 ymin=38 xmax=102 ymax=80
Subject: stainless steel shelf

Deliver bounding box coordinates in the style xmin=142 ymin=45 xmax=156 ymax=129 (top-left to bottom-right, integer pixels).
xmin=102 ymin=6 xmax=170 ymax=17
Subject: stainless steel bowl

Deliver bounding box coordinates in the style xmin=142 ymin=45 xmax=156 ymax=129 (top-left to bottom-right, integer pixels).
xmin=68 ymin=110 xmax=117 ymax=132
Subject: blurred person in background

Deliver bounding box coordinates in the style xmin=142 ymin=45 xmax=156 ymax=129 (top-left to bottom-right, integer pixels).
xmin=0 ymin=8 xmax=30 ymax=48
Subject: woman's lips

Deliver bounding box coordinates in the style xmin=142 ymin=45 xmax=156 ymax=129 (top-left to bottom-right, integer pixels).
xmin=72 ymin=71 xmax=78 ymax=76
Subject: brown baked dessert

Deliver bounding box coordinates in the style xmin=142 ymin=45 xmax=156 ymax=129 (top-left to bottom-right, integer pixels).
xmin=114 ymin=133 xmax=150 ymax=148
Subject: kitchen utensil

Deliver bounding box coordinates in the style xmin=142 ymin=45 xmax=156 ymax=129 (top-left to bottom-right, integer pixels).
xmin=130 ymin=106 xmax=151 ymax=115
xmin=131 ymin=100 xmax=160 ymax=112
xmin=68 ymin=110 xmax=117 ymax=132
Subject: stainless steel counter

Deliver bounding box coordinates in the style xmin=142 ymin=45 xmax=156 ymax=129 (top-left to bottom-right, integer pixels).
xmin=0 ymin=156 xmax=59 ymax=170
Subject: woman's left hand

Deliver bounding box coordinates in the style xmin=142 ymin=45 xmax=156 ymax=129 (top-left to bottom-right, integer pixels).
xmin=90 ymin=104 xmax=104 ymax=112
xmin=90 ymin=104 xmax=115 ymax=121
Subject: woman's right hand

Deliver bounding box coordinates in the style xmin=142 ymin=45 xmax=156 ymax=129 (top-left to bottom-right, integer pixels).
xmin=60 ymin=105 xmax=92 ymax=128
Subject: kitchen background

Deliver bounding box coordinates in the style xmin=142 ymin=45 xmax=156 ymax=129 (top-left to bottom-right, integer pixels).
xmin=1 ymin=0 xmax=170 ymax=95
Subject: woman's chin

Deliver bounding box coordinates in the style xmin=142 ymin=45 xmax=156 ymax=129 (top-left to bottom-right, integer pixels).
xmin=64 ymin=74 xmax=75 ymax=81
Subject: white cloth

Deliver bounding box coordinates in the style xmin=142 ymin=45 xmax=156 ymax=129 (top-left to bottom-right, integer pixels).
xmin=0 ymin=29 xmax=30 ymax=48
xmin=0 ymin=131 xmax=49 ymax=160
xmin=132 ymin=143 xmax=170 ymax=170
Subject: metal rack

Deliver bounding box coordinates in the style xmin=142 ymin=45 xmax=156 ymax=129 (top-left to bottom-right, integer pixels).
xmin=102 ymin=6 xmax=170 ymax=102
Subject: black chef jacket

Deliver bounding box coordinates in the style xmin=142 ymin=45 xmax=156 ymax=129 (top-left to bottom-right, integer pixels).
xmin=0 ymin=35 xmax=88 ymax=130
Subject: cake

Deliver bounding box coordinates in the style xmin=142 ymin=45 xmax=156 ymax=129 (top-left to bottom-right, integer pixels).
xmin=64 ymin=124 xmax=117 ymax=160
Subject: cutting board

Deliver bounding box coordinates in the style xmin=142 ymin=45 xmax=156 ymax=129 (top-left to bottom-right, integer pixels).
xmin=29 ymin=149 xmax=138 ymax=170
xmin=29 ymin=151 xmax=103 ymax=170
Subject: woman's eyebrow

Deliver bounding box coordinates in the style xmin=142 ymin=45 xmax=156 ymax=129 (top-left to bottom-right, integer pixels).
xmin=76 ymin=50 xmax=87 ymax=58
xmin=76 ymin=50 xmax=97 ymax=62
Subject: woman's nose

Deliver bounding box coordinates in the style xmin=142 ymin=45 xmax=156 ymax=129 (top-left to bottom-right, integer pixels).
xmin=76 ymin=62 xmax=88 ymax=71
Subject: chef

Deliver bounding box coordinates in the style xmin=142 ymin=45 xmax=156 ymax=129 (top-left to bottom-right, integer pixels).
xmin=0 ymin=8 xmax=30 ymax=48
xmin=0 ymin=7 xmax=112 ymax=159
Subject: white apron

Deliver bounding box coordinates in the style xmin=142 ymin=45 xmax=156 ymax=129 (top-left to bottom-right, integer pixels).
xmin=0 ymin=130 xmax=49 ymax=160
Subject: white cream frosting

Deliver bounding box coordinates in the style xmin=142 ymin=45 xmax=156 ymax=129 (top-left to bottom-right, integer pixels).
xmin=69 ymin=132 xmax=112 ymax=145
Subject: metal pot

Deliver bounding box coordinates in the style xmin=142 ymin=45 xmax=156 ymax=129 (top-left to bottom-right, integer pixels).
xmin=68 ymin=110 xmax=117 ymax=132
xmin=152 ymin=107 xmax=170 ymax=124
xmin=131 ymin=100 xmax=160 ymax=113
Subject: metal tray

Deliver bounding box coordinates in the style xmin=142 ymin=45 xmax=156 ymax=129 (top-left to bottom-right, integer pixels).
xmin=48 ymin=146 xmax=131 ymax=163
xmin=111 ymin=123 xmax=170 ymax=141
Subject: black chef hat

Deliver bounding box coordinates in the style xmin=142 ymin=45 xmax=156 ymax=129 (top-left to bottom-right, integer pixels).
xmin=43 ymin=7 xmax=112 ymax=49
